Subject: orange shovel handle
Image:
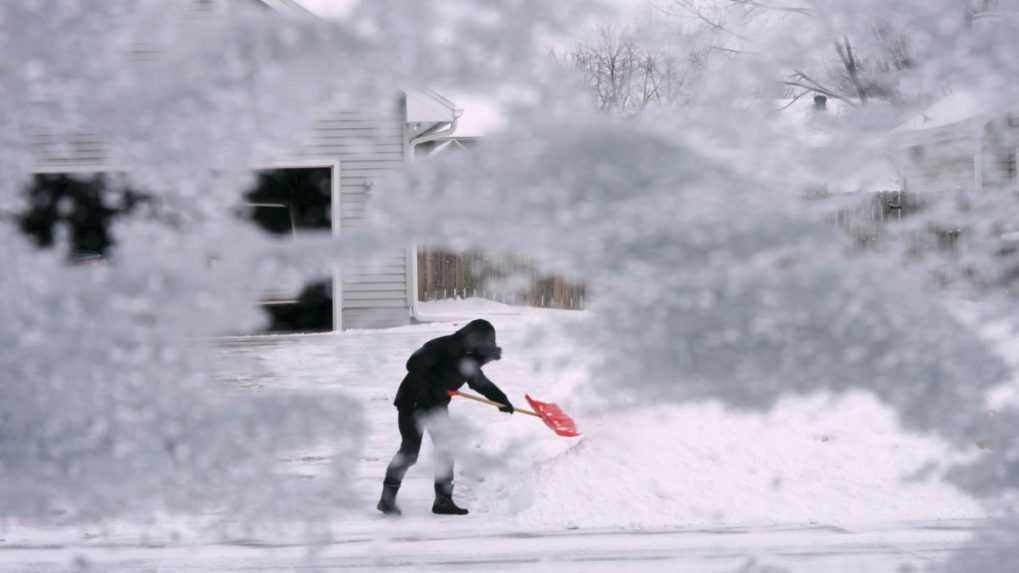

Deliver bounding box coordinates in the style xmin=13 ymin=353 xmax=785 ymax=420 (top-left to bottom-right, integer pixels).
xmin=447 ymin=390 xmax=540 ymax=417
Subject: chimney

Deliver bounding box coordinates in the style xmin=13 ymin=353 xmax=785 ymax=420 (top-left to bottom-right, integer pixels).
xmin=813 ymin=94 xmax=827 ymax=112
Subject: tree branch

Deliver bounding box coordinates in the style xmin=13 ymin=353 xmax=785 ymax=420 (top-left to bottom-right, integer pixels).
xmin=783 ymin=73 xmax=857 ymax=106
xmin=671 ymin=0 xmax=752 ymax=41
xmin=833 ymin=36 xmax=868 ymax=104
xmin=777 ymin=89 xmax=812 ymax=110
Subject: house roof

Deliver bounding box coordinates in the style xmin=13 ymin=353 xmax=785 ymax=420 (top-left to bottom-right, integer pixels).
xmin=896 ymin=90 xmax=988 ymax=135
xmin=290 ymin=0 xmax=358 ymax=18
xmin=190 ymin=0 xmax=316 ymax=17
xmin=405 ymin=91 xmax=507 ymax=136
xmin=249 ymin=0 xmax=316 ymax=16
xmin=445 ymin=94 xmax=506 ymax=138
xmin=405 ymin=90 xmax=461 ymax=125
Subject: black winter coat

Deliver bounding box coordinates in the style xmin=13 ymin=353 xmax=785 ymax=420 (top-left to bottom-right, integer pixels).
xmin=394 ymin=319 xmax=512 ymax=411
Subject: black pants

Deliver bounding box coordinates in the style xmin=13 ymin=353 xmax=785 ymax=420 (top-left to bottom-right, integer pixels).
xmin=383 ymin=405 xmax=454 ymax=491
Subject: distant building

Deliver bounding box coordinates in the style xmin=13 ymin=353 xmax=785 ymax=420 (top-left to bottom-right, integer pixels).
xmin=895 ymin=91 xmax=1019 ymax=194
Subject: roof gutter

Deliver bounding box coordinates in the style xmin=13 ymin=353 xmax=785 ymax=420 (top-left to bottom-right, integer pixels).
xmin=407 ymin=113 xmax=463 ymax=159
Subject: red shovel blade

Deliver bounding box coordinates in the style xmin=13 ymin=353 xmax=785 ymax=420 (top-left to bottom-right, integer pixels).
xmin=525 ymin=394 xmax=581 ymax=437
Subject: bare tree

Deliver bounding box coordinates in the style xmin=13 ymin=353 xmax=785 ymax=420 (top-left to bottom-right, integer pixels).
xmin=670 ymin=0 xmax=920 ymax=106
xmin=568 ymin=26 xmax=704 ymax=115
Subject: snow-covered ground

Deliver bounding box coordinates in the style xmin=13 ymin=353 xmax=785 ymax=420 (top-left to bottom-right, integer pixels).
xmin=0 ymin=298 xmax=995 ymax=571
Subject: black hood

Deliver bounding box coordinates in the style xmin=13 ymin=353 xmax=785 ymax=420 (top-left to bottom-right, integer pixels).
xmin=455 ymin=319 xmax=502 ymax=363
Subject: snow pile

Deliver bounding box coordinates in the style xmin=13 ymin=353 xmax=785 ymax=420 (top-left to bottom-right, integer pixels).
xmin=415 ymin=297 xmax=525 ymax=321
xmin=0 ymin=299 xmax=987 ymax=554
xmin=342 ymin=300 xmax=983 ymax=531
xmin=293 ymin=300 xmax=983 ymax=531
xmin=206 ymin=302 xmax=984 ymax=532
xmin=480 ymin=393 xmax=980 ymax=530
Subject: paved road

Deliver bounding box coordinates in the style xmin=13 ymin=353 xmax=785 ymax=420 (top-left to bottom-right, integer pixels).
xmin=0 ymin=519 xmax=989 ymax=572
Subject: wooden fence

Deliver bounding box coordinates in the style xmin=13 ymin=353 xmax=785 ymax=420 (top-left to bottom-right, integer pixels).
xmin=417 ymin=192 xmax=932 ymax=311
xmin=417 ymin=249 xmax=587 ymax=309
xmin=829 ymin=190 xmax=963 ymax=248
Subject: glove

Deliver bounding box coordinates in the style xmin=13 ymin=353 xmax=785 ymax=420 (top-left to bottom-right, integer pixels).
xmin=499 ymin=402 xmax=514 ymax=414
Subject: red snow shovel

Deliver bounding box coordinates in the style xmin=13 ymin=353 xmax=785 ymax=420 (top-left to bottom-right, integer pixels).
xmin=448 ymin=390 xmax=580 ymax=437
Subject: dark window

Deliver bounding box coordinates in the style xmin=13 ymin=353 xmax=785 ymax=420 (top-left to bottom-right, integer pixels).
xmin=999 ymin=150 xmax=1017 ymax=180
xmin=260 ymin=280 xmax=333 ymax=333
xmin=14 ymin=168 xmax=335 ymax=332
xmin=243 ymin=167 xmax=331 ymax=235
xmin=16 ymin=173 xmax=148 ymax=258
xmin=248 ymin=203 xmax=294 ymax=236
xmin=241 ymin=167 xmax=334 ymax=333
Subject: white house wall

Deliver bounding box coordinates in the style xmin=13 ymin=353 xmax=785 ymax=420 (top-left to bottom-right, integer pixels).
xmin=897 ymin=107 xmax=1019 ymax=195
xmin=26 ymin=3 xmax=413 ymax=331
xmin=31 ymin=131 xmax=110 ymax=171
xmin=300 ymin=109 xmax=410 ymax=330
xmin=898 ymin=126 xmax=980 ymax=194
xmin=29 ymin=106 xmax=412 ymax=331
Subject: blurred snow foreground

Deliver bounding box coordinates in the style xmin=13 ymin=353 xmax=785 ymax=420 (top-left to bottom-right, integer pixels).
xmin=2 ymin=0 xmax=1019 ymax=568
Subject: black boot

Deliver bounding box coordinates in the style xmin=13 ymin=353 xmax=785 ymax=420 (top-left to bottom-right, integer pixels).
xmin=432 ymin=483 xmax=468 ymax=515
xmin=377 ymin=480 xmax=402 ymax=516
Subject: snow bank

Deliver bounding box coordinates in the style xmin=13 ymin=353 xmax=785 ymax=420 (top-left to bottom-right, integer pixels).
xmin=366 ymin=300 xmax=982 ymax=530
xmin=0 ymin=298 xmax=983 ymax=545
xmin=416 ymin=297 xmax=524 ymax=321
xmin=477 ymin=393 xmax=980 ymax=529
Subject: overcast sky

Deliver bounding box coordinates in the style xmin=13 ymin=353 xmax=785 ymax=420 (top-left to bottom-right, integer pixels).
xmin=293 ymin=0 xmax=670 ymax=138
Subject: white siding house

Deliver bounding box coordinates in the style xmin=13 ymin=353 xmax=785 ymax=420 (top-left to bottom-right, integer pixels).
xmin=27 ymin=1 xmax=462 ymax=331
xmin=895 ymin=91 xmax=1019 ymax=194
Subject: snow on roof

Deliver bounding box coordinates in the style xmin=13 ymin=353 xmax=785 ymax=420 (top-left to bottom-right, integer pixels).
xmin=292 ymin=0 xmax=357 ymax=18
xmin=769 ymin=95 xmax=849 ymax=149
xmin=405 ymin=91 xmax=507 ymax=136
xmin=773 ymin=95 xmax=902 ymax=193
xmin=446 ymin=94 xmax=506 ymax=138
xmin=897 ymin=90 xmax=988 ymax=133
xmin=405 ymin=89 xmax=460 ymax=125
xmin=248 ymin=0 xmax=317 ymax=16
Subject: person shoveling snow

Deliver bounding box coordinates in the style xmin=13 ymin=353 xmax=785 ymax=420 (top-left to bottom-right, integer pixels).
xmin=378 ymin=319 xmax=514 ymax=516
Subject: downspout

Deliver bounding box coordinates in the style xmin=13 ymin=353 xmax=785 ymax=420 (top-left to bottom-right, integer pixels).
xmin=405 ymin=110 xmax=462 ymax=321
xmin=408 ymin=115 xmax=462 ymax=160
